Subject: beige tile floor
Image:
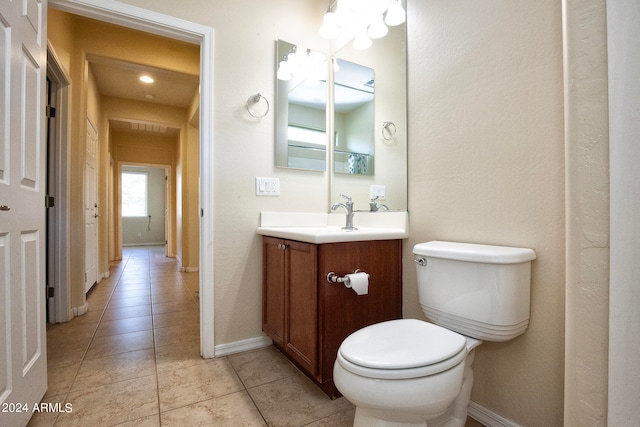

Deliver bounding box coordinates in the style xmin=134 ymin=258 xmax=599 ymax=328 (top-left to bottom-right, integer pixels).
xmin=28 ymin=245 xmax=482 ymax=427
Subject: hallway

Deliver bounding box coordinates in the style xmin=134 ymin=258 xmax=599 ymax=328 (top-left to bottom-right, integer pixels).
xmin=30 ymin=246 xmax=355 ymax=426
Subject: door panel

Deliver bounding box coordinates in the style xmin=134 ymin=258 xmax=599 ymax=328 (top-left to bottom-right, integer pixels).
xmin=85 ymin=118 xmax=98 ymax=292
xmin=0 ymin=0 xmax=48 ymax=425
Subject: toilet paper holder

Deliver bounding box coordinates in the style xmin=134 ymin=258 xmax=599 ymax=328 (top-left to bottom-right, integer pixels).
xmin=326 ymin=270 xmax=369 ymax=285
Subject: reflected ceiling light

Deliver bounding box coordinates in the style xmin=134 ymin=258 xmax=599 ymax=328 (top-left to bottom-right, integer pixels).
xmin=277 ymin=45 xmax=327 ymax=84
xmin=139 ymin=75 xmax=154 ymax=83
xmin=277 ymin=60 xmax=292 ymax=81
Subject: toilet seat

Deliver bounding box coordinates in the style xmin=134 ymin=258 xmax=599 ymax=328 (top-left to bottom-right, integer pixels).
xmin=337 ymin=319 xmax=467 ymax=380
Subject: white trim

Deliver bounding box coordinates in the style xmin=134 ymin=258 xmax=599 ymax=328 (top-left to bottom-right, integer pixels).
xmin=214 ymin=336 xmax=272 ymax=357
xmin=72 ymin=302 xmax=89 ymax=317
xmin=48 ymin=0 xmax=216 ymax=358
xmin=46 ymin=43 xmax=72 ymax=324
xmin=122 ymin=242 xmax=166 ymax=247
xmin=467 ymin=401 xmax=522 ymax=427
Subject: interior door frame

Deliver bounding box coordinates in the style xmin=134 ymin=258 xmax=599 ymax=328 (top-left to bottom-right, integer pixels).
xmin=47 ymin=44 xmax=71 ymax=323
xmin=48 ymin=0 xmax=216 ymax=358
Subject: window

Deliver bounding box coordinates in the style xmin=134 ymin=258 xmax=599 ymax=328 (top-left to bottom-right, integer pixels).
xmin=288 ymin=125 xmax=326 ymax=147
xmin=121 ymin=172 xmax=148 ymax=217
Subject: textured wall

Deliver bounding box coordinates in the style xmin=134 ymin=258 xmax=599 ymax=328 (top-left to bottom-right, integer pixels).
xmin=606 ymin=0 xmax=640 ymax=424
xmin=563 ymin=0 xmax=610 ymax=425
xmin=405 ymin=1 xmax=565 ymax=425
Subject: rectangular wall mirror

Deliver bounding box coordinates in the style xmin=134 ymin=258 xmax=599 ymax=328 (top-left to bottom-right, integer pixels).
xmin=333 ymin=59 xmax=375 ymax=175
xmin=274 ymin=9 xmax=407 ymax=212
xmin=330 ymin=20 xmax=407 ymax=211
xmin=275 ymin=40 xmax=328 ymax=171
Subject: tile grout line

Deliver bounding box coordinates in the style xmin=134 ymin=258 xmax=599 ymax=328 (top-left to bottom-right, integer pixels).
xmin=50 ymin=251 xmax=130 ymax=427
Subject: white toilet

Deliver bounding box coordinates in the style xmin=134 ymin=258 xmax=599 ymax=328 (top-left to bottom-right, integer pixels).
xmin=333 ymin=240 xmax=536 ymax=427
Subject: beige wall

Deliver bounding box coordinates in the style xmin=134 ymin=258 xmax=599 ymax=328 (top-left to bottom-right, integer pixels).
xmin=406 ymin=1 xmax=565 ymax=425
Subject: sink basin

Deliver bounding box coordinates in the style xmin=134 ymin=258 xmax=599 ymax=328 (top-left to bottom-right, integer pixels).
xmin=257 ymin=212 xmax=408 ymax=244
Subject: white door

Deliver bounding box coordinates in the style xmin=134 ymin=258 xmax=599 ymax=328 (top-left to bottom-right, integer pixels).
xmin=85 ymin=118 xmax=98 ymax=292
xmin=0 ymin=0 xmax=48 ymax=426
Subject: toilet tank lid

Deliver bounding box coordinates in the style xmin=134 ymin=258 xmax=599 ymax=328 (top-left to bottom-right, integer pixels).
xmin=413 ymin=241 xmax=536 ymax=264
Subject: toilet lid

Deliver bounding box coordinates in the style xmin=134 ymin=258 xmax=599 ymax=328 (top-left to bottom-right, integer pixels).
xmin=339 ymin=319 xmax=466 ymax=370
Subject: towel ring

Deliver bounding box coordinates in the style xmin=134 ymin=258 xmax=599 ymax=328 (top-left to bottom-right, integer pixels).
xmin=246 ymin=93 xmax=270 ymax=119
xmin=381 ymin=121 xmax=396 ymax=140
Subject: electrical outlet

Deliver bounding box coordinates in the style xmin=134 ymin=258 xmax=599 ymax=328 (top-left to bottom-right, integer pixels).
xmin=256 ymin=177 xmax=280 ymax=196
xmin=370 ymin=185 xmax=386 ymax=200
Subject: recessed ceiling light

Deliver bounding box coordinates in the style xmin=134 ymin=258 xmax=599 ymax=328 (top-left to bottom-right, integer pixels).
xmin=145 ymin=94 xmax=155 ymax=99
xmin=140 ymin=75 xmax=154 ymax=83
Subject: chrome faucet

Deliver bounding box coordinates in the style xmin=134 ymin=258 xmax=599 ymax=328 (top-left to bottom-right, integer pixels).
xmin=331 ymin=194 xmax=357 ymax=230
xmin=369 ymin=196 xmax=389 ymax=212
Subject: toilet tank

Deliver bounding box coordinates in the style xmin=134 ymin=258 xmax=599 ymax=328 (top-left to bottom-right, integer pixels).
xmin=413 ymin=241 xmax=536 ymax=342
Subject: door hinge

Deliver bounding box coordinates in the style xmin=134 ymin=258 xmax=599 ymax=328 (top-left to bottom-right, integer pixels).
xmin=47 ymin=287 xmax=55 ymax=298
xmin=45 ymin=195 xmax=55 ymax=208
xmin=46 ymin=105 xmax=56 ymax=118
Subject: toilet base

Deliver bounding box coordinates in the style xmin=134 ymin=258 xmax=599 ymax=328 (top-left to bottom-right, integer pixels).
xmin=350 ymin=349 xmax=476 ymax=427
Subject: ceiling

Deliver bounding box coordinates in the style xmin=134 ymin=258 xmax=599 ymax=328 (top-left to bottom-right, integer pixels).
xmin=87 ymin=55 xmax=199 ymax=136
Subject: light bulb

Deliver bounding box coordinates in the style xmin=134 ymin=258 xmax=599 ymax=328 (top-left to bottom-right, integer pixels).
xmin=368 ymin=15 xmax=388 ymax=39
xmin=385 ymin=0 xmax=406 ymax=26
xmin=319 ymin=11 xmax=340 ymax=39
xmin=353 ymin=30 xmax=372 ymax=50
xmin=277 ymin=61 xmax=291 ymax=81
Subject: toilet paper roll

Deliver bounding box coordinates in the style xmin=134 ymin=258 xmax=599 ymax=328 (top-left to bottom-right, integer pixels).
xmin=345 ymin=272 xmax=369 ymax=296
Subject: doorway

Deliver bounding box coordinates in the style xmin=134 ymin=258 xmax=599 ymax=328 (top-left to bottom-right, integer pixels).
xmin=120 ymin=165 xmax=169 ymax=249
xmin=48 ymin=0 xmax=216 ymax=357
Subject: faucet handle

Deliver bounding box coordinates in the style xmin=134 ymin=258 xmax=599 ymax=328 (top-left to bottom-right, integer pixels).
xmin=339 ymin=194 xmax=352 ymax=202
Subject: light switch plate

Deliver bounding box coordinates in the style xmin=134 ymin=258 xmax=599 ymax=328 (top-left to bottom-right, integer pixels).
xmin=370 ymin=184 xmax=386 ymax=200
xmin=256 ymin=177 xmax=280 ymax=196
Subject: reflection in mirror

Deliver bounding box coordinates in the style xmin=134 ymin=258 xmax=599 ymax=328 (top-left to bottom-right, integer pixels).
xmin=333 ymin=59 xmax=375 ymax=175
xmin=275 ymin=40 xmax=328 ymax=171
xmin=330 ymin=20 xmax=407 ymax=212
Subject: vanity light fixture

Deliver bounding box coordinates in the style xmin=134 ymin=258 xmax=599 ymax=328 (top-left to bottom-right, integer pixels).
xmin=318 ymin=0 xmax=405 ymax=50
xmin=139 ymin=75 xmax=154 ymax=84
xmin=384 ymin=0 xmax=406 ymax=26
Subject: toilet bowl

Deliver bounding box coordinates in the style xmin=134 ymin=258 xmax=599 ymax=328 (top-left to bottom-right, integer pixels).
xmin=333 ymin=241 xmax=536 ymax=427
xmin=334 ymin=319 xmax=480 ymax=427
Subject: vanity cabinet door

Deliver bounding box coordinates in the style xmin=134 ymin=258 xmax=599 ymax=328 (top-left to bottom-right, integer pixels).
xmin=285 ymin=240 xmax=318 ymax=376
xmin=262 ymin=237 xmax=286 ymax=346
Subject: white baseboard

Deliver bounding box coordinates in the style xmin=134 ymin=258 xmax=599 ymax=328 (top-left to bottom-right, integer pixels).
xmin=468 ymin=401 xmax=521 ymax=427
xmin=123 ymin=242 xmax=166 ymax=247
xmin=214 ymin=336 xmax=272 ymax=357
xmin=72 ymin=302 xmax=89 ymax=317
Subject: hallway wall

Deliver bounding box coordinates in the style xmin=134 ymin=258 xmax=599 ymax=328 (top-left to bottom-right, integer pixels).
xmin=47 ymin=9 xmax=200 ymax=315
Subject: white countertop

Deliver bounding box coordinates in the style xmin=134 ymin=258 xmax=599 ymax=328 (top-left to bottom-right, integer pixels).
xmin=256 ymin=211 xmax=409 ymax=244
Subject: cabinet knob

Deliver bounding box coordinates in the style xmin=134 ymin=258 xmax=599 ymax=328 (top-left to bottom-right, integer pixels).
xmin=278 ymin=243 xmax=287 ymax=250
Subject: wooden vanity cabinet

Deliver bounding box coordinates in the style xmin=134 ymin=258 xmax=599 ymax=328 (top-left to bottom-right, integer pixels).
xmin=262 ymin=236 xmax=402 ymax=398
